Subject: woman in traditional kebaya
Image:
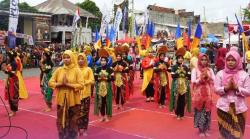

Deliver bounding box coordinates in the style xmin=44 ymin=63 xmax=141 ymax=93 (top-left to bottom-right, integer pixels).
xmin=154 ymin=46 xmax=170 ymax=108
xmin=169 ymin=47 xmax=191 ymax=120
xmin=191 ymin=53 xmax=215 ymax=137
xmin=94 ymin=48 xmax=114 ymax=122
xmin=77 ymin=53 xmax=94 ymax=136
xmin=40 ymin=48 xmax=54 ymax=112
xmin=49 ymin=50 xmax=84 ymax=139
xmin=15 ymin=52 xmax=28 ymax=99
xmin=214 ymin=48 xmax=250 ymax=139
xmin=141 ymin=47 xmax=155 ymax=102
xmin=112 ymin=46 xmax=129 ymax=110
xmin=3 ymin=51 xmax=19 ymax=117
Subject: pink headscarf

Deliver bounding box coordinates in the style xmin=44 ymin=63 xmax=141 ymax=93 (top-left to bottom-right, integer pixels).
xmin=222 ymin=48 xmax=243 ymax=85
xmin=198 ymin=53 xmax=209 ymax=72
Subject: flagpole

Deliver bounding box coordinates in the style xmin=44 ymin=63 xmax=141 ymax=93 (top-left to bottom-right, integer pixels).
xmin=239 ymin=6 xmax=246 ymax=69
xmin=226 ymin=16 xmax=230 ymax=46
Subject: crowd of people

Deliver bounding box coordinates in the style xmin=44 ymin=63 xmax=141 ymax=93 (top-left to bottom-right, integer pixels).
xmin=1 ymin=40 xmax=250 ymax=139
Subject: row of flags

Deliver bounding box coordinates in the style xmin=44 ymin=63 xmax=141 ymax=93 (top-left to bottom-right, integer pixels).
xmin=175 ymin=15 xmax=248 ymax=51
xmin=175 ymin=21 xmax=202 ymax=50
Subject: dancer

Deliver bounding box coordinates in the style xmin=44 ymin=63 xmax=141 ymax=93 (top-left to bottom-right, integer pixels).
xmin=169 ymin=47 xmax=191 ymax=120
xmin=49 ymin=50 xmax=84 ymax=139
xmin=154 ymin=46 xmax=170 ymax=108
xmin=77 ymin=53 xmax=94 ymax=136
xmin=191 ymin=53 xmax=215 ymax=137
xmin=3 ymin=51 xmax=19 ymax=117
xmin=122 ymin=43 xmax=134 ymax=96
xmin=14 ymin=52 xmax=28 ymax=99
xmin=141 ymin=47 xmax=155 ymax=102
xmin=40 ymin=48 xmax=54 ymax=112
xmin=94 ymin=48 xmax=114 ymax=122
xmin=112 ymin=46 xmax=128 ymax=110
xmin=215 ymin=48 xmax=250 ymax=139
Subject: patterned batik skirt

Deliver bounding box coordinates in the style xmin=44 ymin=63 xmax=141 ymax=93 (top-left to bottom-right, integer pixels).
xmin=5 ymin=76 xmax=19 ymax=112
xmin=217 ymin=103 xmax=246 ymax=139
xmin=41 ymin=73 xmax=53 ymax=106
xmin=194 ymin=108 xmax=211 ymax=133
xmin=78 ymin=97 xmax=90 ymax=130
xmin=57 ymin=104 xmax=80 ymax=139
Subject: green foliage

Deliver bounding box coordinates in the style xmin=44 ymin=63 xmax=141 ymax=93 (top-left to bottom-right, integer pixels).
xmin=0 ymin=0 xmax=38 ymax=30
xmin=77 ymin=0 xmax=102 ymax=30
xmin=243 ymin=8 xmax=250 ymax=23
xmin=19 ymin=2 xmax=38 ymax=12
xmin=0 ymin=0 xmax=38 ymax=12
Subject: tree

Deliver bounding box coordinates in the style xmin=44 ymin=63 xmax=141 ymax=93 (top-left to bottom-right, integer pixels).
xmin=243 ymin=8 xmax=250 ymax=23
xmin=18 ymin=2 xmax=38 ymax=12
xmin=0 ymin=0 xmax=38 ymax=30
xmin=0 ymin=0 xmax=38 ymax=12
xmin=77 ymin=0 xmax=102 ymax=30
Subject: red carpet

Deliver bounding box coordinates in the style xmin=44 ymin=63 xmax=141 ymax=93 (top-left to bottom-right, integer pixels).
xmin=0 ymin=73 xmax=250 ymax=139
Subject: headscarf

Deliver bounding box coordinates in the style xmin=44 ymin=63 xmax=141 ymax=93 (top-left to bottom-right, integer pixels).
xmin=62 ymin=50 xmax=76 ymax=69
xmin=222 ymin=49 xmax=242 ymax=85
xmin=77 ymin=53 xmax=88 ymax=68
xmin=224 ymin=49 xmax=242 ymax=74
xmin=191 ymin=48 xmax=199 ymax=57
xmin=216 ymin=48 xmax=227 ymax=60
xmin=215 ymin=48 xmax=227 ymax=71
xmin=197 ymin=53 xmax=209 ymax=72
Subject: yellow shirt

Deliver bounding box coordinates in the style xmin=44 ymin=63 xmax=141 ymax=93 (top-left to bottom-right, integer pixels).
xmin=190 ymin=57 xmax=198 ymax=70
xmin=79 ymin=67 xmax=95 ymax=99
xmin=246 ymin=50 xmax=250 ymax=62
xmin=48 ymin=67 xmax=84 ymax=107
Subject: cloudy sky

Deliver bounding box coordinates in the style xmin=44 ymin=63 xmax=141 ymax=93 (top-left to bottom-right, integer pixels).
xmin=11 ymin=0 xmax=250 ymax=23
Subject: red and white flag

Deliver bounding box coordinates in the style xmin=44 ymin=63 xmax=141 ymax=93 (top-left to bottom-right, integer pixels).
xmin=73 ymin=8 xmax=80 ymax=27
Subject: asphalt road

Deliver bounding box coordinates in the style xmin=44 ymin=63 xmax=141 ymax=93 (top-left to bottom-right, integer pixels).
xmin=0 ymin=68 xmax=41 ymax=79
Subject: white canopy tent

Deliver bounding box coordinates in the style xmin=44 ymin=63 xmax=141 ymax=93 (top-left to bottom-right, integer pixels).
xmin=223 ymin=34 xmax=240 ymax=47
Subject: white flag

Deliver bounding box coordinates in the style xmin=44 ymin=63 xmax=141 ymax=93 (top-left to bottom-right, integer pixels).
xmin=100 ymin=4 xmax=111 ymax=36
xmin=8 ymin=0 xmax=19 ymax=33
xmin=113 ymin=7 xmax=123 ymax=40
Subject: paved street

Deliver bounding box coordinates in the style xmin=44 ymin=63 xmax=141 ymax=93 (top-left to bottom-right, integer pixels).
xmin=0 ymin=68 xmax=40 ymax=79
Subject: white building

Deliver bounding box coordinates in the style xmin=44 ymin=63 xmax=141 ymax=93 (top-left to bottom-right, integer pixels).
xmin=134 ymin=5 xmax=200 ymax=38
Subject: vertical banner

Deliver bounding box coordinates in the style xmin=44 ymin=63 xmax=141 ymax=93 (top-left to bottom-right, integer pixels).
xmin=122 ymin=7 xmax=127 ymax=33
xmin=113 ymin=7 xmax=123 ymax=41
xmin=28 ymin=36 xmax=34 ymax=45
xmin=100 ymin=5 xmax=111 ymax=36
xmin=8 ymin=0 xmax=19 ymax=48
xmin=8 ymin=0 xmax=19 ymax=33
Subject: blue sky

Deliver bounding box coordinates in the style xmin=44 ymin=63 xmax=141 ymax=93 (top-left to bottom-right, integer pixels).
xmin=9 ymin=0 xmax=250 ymax=23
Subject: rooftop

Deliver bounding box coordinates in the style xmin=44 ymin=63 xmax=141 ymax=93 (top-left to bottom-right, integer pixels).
xmin=147 ymin=5 xmax=175 ymax=14
xmin=35 ymin=0 xmax=96 ymax=19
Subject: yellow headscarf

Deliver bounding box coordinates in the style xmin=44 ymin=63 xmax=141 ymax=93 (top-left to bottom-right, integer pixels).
xmin=62 ymin=50 xmax=77 ymax=69
xmin=77 ymin=53 xmax=88 ymax=67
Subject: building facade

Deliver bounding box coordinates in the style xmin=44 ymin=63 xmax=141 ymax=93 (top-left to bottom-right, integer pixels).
xmin=35 ymin=0 xmax=96 ymax=45
xmin=147 ymin=5 xmax=200 ymax=38
xmin=0 ymin=9 xmax=52 ymax=45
